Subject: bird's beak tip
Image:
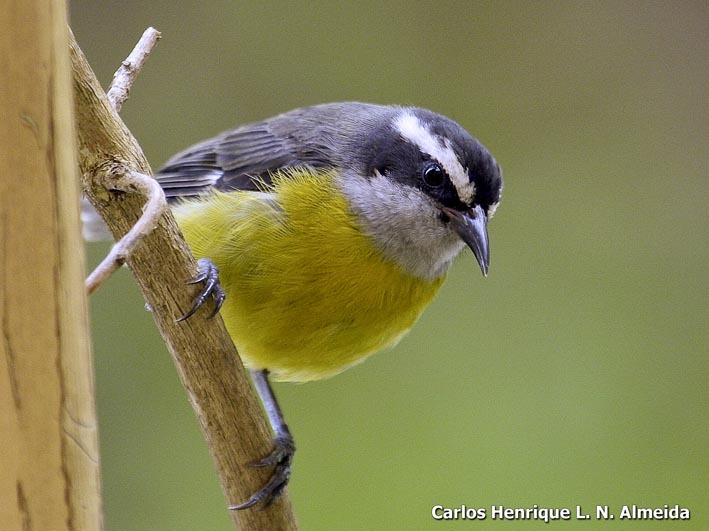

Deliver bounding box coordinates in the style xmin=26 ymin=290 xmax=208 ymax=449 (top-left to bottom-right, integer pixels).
xmin=476 ymin=250 xmax=490 ymax=277
xmin=445 ymin=205 xmax=490 ymax=277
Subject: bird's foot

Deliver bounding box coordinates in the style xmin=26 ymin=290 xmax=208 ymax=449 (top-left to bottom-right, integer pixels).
xmin=176 ymin=258 xmax=226 ymax=321
xmin=229 ymin=435 xmax=295 ymax=510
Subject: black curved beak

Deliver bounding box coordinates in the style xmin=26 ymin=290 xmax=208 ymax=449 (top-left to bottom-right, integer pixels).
xmin=444 ymin=204 xmax=490 ymax=276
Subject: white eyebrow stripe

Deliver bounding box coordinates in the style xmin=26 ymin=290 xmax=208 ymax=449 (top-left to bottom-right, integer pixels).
xmin=393 ymin=112 xmax=474 ymax=203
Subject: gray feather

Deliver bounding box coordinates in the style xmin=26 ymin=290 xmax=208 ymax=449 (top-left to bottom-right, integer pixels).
xmin=155 ymin=102 xmax=399 ymax=200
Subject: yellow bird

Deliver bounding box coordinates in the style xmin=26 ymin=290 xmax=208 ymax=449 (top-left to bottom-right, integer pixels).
xmin=151 ymin=102 xmax=502 ymax=508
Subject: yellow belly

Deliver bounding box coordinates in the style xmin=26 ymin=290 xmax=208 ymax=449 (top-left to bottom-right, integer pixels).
xmin=173 ymin=171 xmax=445 ymax=382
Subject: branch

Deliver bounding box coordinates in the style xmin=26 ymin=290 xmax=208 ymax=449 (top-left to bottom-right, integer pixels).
xmin=85 ymin=170 xmax=165 ymax=295
xmin=70 ymin=29 xmax=298 ymax=530
xmin=85 ymin=27 xmax=164 ymax=295
xmin=106 ymin=27 xmax=161 ymax=112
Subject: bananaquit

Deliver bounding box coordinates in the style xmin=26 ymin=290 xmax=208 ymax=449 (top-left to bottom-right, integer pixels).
xmin=154 ymin=102 xmax=503 ymax=508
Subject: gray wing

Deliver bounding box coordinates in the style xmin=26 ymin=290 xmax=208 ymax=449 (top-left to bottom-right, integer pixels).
xmin=156 ymin=121 xmax=311 ymax=200
xmin=155 ymin=103 xmax=396 ymax=201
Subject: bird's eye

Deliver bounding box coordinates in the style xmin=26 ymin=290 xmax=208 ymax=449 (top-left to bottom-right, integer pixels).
xmin=422 ymin=163 xmax=445 ymax=187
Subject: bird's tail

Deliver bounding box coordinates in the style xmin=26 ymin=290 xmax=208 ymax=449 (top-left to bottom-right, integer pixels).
xmin=81 ymin=198 xmax=113 ymax=242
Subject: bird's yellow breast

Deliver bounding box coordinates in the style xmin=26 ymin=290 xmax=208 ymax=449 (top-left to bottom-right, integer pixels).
xmin=174 ymin=170 xmax=445 ymax=381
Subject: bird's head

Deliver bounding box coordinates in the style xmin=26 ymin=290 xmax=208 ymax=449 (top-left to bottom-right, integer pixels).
xmin=340 ymin=106 xmax=503 ymax=280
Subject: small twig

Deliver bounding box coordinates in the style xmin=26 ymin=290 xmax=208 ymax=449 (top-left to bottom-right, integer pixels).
xmin=106 ymin=27 xmax=161 ymax=112
xmin=85 ymin=170 xmax=166 ymax=295
xmin=85 ymin=28 xmax=164 ymax=295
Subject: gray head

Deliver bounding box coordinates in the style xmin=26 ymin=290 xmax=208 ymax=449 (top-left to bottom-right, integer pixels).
xmin=305 ymin=103 xmax=503 ymax=280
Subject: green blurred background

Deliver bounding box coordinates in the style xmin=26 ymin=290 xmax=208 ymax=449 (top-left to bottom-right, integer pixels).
xmin=70 ymin=1 xmax=707 ymax=529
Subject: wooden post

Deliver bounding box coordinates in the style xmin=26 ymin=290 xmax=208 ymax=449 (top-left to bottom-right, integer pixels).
xmin=0 ymin=1 xmax=103 ymax=530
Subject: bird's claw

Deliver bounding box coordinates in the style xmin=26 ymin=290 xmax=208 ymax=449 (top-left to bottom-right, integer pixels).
xmin=229 ymin=435 xmax=295 ymax=510
xmin=176 ymin=258 xmax=226 ymax=322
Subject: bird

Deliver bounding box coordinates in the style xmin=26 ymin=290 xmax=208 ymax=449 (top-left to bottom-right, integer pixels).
xmin=148 ymin=102 xmax=502 ymax=508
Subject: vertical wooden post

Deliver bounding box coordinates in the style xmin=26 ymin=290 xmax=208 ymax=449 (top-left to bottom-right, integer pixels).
xmin=0 ymin=1 xmax=103 ymax=530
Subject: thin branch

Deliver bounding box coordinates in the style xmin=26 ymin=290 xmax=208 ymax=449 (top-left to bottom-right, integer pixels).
xmin=70 ymin=28 xmax=298 ymax=530
xmin=106 ymin=27 xmax=161 ymax=112
xmin=85 ymin=169 xmax=166 ymax=294
xmin=85 ymin=27 xmax=164 ymax=295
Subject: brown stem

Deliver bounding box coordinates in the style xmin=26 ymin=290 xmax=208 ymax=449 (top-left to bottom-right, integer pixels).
xmin=70 ymin=28 xmax=298 ymax=530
